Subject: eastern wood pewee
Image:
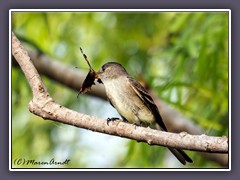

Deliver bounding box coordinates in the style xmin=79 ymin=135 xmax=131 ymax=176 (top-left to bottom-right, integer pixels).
xmin=97 ymin=62 xmax=193 ymax=165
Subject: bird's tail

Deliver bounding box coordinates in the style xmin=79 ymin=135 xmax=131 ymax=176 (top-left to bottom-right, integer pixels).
xmin=168 ymin=147 xmax=193 ymax=165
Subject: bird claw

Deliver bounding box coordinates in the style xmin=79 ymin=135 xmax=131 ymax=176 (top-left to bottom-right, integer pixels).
xmin=107 ymin=117 xmax=119 ymax=125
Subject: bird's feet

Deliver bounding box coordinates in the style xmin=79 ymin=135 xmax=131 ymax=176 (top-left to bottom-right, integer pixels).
xmin=107 ymin=117 xmax=120 ymax=125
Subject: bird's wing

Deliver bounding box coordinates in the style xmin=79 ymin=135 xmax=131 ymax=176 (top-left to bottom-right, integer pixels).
xmin=128 ymin=77 xmax=168 ymax=131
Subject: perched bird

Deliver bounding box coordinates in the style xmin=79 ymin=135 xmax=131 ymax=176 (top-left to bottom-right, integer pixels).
xmin=96 ymin=62 xmax=193 ymax=165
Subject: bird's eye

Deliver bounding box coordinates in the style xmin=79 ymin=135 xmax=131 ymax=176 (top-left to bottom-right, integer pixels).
xmin=102 ymin=65 xmax=107 ymax=71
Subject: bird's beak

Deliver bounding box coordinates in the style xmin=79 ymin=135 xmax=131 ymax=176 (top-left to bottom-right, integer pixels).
xmin=95 ymin=72 xmax=103 ymax=84
xmin=94 ymin=72 xmax=99 ymax=79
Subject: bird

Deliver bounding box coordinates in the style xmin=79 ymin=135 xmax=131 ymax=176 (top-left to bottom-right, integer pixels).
xmin=96 ymin=61 xmax=193 ymax=165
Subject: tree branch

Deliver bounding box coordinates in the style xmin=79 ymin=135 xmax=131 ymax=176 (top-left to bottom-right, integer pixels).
xmin=12 ymin=32 xmax=229 ymax=160
xmin=12 ymin=50 xmax=205 ymax=134
xmin=12 ymin=49 xmax=228 ymax=166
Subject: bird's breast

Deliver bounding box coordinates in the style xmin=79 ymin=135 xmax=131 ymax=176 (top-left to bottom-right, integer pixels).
xmin=103 ymin=78 xmax=155 ymax=125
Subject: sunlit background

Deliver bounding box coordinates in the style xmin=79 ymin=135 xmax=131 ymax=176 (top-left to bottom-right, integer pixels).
xmin=11 ymin=11 xmax=229 ymax=168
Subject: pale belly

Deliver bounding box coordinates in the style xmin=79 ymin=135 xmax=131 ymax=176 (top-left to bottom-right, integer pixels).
xmin=104 ymin=79 xmax=155 ymax=126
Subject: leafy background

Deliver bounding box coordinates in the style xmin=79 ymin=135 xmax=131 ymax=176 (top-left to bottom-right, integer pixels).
xmin=12 ymin=11 xmax=229 ymax=168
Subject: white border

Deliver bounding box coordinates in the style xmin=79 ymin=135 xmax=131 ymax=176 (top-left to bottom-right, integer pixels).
xmin=228 ymin=9 xmax=231 ymax=171
xmin=9 ymin=9 xmax=231 ymax=171
xmin=10 ymin=9 xmax=230 ymax=11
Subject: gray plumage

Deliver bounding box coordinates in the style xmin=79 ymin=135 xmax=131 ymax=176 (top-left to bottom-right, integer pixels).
xmin=97 ymin=62 xmax=193 ymax=165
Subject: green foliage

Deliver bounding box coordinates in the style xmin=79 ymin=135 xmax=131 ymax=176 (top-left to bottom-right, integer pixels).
xmin=12 ymin=11 xmax=229 ymax=168
xmin=148 ymin=12 xmax=228 ymax=135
